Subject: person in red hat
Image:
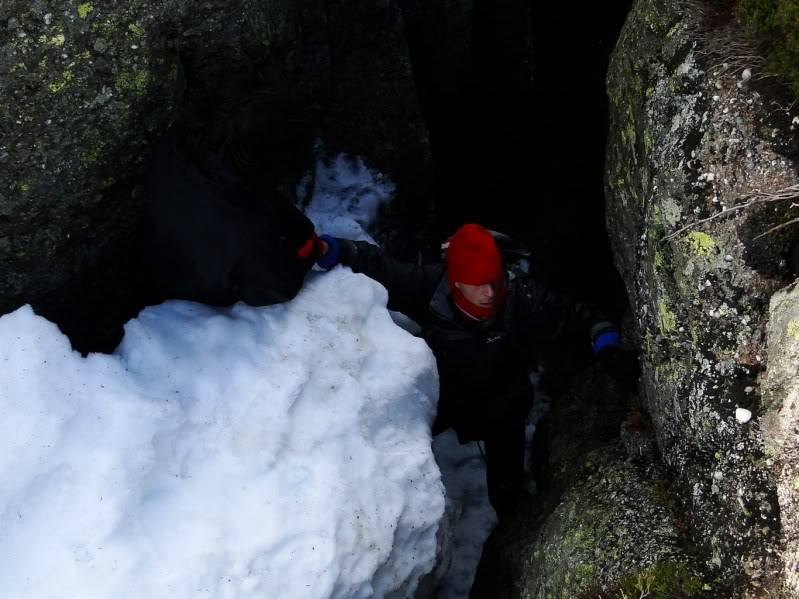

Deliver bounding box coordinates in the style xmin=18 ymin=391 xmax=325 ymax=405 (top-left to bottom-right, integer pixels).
xmin=317 ymin=224 xmax=633 ymax=520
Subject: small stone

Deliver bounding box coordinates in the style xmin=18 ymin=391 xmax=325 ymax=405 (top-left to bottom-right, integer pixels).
xmin=742 ymin=68 xmax=752 ymax=82
xmin=44 ymin=13 xmax=52 ymax=25
xmin=714 ymin=471 xmax=724 ymax=481
xmin=94 ymin=38 xmax=107 ymax=53
xmin=715 ymin=80 xmax=723 ymax=89
xmin=7 ymin=17 xmax=19 ymax=30
xmin=744 ymin=386 xmax=754 ymax=394
xmin=736 ymin=408 xmax=752 ymax=423
xmin=724 ymin=254 xmax=733 ymax=262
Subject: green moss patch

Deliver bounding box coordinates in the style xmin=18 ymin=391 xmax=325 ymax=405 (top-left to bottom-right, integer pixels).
xmin=787 ymin=318 xmax=799 ymax=340
xmin=659 ymin=302 xmax=678 ymax=334
xmin=78 ymin=3 xmax=94 ymax=19
xmin=128 ymin=22 xmax=145 ymax=38
xmin=685 ymin=231 xmax=715 ymax=257
xmin=579 ymin=561 xmax=703 ymax=598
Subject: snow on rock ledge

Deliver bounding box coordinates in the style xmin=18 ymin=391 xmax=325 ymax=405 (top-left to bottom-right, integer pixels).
xmin=0 ymin=269 xmax=444 ymax=599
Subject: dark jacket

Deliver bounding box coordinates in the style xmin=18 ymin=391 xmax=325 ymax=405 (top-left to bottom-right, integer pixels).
xmin=141 ymin=131 xmax=316 ymax=307
xmin=334 ymin=238 xmax=604 ymax=440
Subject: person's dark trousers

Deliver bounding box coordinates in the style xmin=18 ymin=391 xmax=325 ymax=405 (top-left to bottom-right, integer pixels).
xmin=484 ymin=406 xmax=526 ymax=521
xmin=432 ymin=382 xmax=532 ymax=521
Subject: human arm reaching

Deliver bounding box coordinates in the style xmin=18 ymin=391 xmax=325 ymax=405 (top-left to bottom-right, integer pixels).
xmin=316 ymin=235 xmax=443 ymax=323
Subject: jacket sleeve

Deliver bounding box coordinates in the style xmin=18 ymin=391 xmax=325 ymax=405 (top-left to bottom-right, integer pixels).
xmin=334 ymin=239 xmax=443 ymax=322
xmin=511 ymin=277 xmax=614 ymax=353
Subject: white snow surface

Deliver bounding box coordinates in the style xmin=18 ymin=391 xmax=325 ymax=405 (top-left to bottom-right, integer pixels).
xmin=304 ymin=154 xmax=395 ymax=243
xmin=0 ymin=269 xmax=445 ymax=599
xmin=431 ymin=433 xmax=497 ymax=598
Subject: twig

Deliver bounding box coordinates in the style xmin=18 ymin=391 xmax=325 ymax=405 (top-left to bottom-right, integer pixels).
xmin=660 ymin=204 xmax=750 ymax=242
xmin=660 ymin=184 xmax=799 ymax=243
xmin=753 ymin=215 xmax=799 ymax=240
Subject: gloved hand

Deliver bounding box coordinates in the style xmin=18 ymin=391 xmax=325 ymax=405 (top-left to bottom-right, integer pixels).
xmin=591 ymin=324 xmax=640 ymax=389
xmin=316 ymin=234 xmax=341 ymax=270
xmin=596 ymin=345 xmax=641 ymax=389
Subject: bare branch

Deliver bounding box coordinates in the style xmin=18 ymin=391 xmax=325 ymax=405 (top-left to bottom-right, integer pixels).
xmin=753 ymin=215 xmax=799 ymax=240
xmin=659 ymin=184 xmax=799 ymax=243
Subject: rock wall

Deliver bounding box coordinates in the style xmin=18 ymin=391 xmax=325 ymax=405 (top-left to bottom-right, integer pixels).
xmin=763 ymin=283 xmax=799 ymax=595
xmin=472 ymin=369 xmax=701 ymax=598
xmin=0 ymin=0 xmax=429 ymax=347
xmin=474 ymin=0 xmax=799 ymax=596
xmin=605 ymin=0 xmax=799 ymax=594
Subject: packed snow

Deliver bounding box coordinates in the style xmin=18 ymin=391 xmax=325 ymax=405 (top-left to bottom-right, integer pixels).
xmin=0 ymin=152 xmax=499 ymax=599
xmin=0 ymin=268 xmax=445 ymax=598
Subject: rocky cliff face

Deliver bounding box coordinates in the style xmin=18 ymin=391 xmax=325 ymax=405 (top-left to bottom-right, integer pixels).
xmin=5 ymin=0 xmax=799 ymax=596
xmin=0 ymin=0 xmax=429 ymax=350
xmin=762 ymin=283 xmax=799 ymax=595
xmin=473 ymin=0 xmax=799 ymax=597
xmin=605 ymin=0 xmax=799 ymax=595
xmin=472 ymin=368 xmax=702 ymax=599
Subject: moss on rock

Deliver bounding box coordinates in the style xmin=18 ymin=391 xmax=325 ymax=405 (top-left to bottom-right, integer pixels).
xmin=605 ymin=0 xmax=796 ymax=594
xmin=685 ymin=231 xmax=715 ymax=257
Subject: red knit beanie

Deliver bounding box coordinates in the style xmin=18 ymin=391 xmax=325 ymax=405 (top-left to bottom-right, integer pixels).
xmin=446 ymin=224 xmax=505 ymax=320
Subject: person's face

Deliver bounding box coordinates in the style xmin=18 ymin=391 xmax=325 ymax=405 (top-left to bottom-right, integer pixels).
xmin=454 ymin=281 xmax=496 ymax=307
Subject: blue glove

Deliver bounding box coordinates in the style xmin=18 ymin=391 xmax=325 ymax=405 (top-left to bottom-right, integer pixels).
xmin=592 ymin=330 xmax=621 ymax=354
xmin=316 ymin=234 xmax=341 ymax=270
xmin=590 ymin=323 xmax=639 ymax=388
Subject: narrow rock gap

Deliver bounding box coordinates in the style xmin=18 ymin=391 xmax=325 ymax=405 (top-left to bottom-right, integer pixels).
xmin=396 ymin=2 xmax=637 ymax=596
xmin=399 ymin=1 xmax=633 ymax=312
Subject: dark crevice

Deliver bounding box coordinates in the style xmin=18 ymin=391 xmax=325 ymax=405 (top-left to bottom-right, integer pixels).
xmin=399 ymin=0 xmax=634 ymax=315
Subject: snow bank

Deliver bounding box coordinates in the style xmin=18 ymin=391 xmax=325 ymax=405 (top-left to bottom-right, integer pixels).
xmin=0 ymin=270 xmax=444 ymax=599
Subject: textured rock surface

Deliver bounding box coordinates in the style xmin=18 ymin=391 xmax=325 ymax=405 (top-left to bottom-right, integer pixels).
xmin=1 ymin=0 xmax=186 ymax=309
xmin=605 ymin=0 xmax=799 ymax=594
xmin=763 ymin=283 xmax=799 ymax=595
xmin=472 ymin=368 xmax=699 ymax=598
